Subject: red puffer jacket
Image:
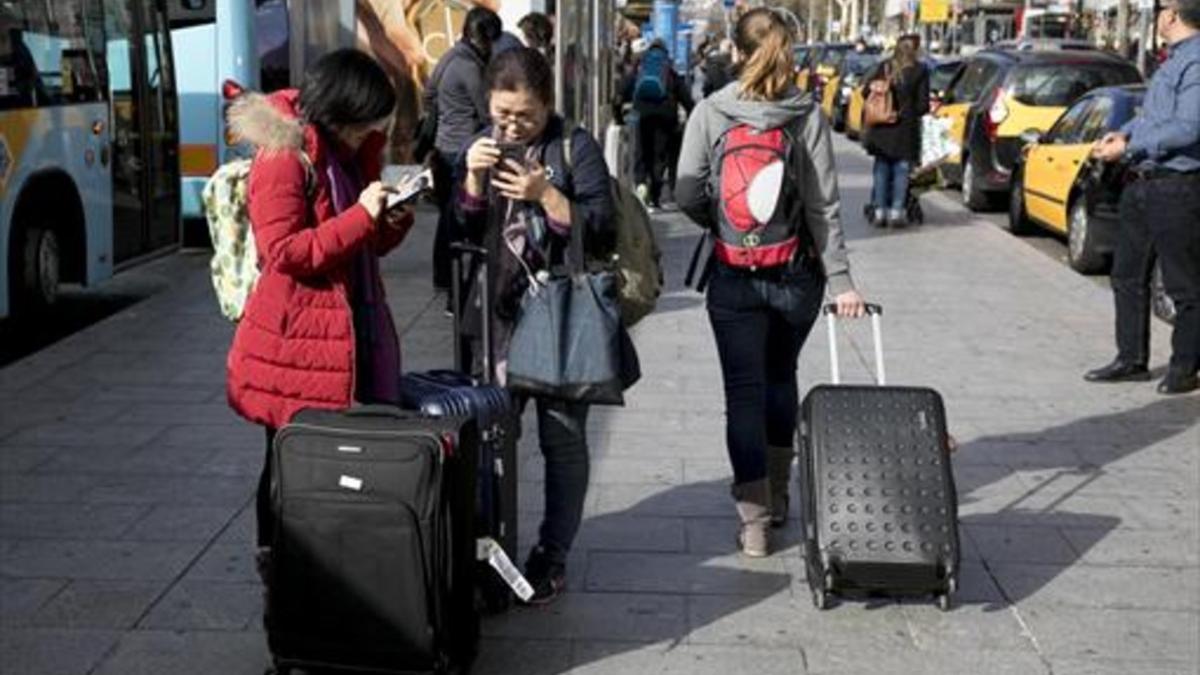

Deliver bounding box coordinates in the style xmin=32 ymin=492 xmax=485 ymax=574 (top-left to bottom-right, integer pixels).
xmin=225 ymin=89 xmax=412 ymax=429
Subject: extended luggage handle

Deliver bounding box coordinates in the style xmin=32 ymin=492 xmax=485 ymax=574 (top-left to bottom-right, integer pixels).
xmin=450 ymin=242 xmax=492 ymax=384
xmin=822 ymin=303 xmax=885 ymax=386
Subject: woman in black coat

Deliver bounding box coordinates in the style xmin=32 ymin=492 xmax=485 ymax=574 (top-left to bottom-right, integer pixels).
xmin=862 ymin=38 xmax=929 ymax=227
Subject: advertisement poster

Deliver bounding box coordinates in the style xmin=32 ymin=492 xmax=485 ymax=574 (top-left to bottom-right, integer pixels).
xmin=355 ymin=0 xmax=501 ymax=161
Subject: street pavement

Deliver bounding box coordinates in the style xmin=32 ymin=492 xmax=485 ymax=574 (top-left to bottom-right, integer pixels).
xmin=1 ymin=135 xmax=1197 ymax=675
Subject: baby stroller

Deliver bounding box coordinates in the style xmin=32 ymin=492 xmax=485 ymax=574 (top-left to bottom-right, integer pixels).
xmin=862 ymin=115 xmax=957 ymax=228
xmin=862 ymin=164 xmax=935 ymax=227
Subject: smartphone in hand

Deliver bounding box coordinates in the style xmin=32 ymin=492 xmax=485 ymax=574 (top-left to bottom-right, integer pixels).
xmin=496 ymin=142 xmax=528 ymax=170
xmin=382 ymin=166 xmax=434 ymax=211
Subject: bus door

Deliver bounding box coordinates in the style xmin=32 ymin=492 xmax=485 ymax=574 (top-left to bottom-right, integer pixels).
xmin=105 ymin=0 xmax=179 ymax=266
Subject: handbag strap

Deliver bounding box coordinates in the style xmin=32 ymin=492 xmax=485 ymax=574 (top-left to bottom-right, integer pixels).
xmin=560 ymin=130 xmax=587 ymax=276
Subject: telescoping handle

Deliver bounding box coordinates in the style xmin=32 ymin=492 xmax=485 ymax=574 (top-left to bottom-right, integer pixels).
xmin=823 ymin=303 xmax=885 ymax=386
xmin=450 ymin=242 xmax=492 ymax=383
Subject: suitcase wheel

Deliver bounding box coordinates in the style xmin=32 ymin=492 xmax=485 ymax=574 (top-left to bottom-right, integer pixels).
xmin=811 ymin=585 xmax=830 ymax=610
xmin=937 ymin=593 xmax=953 ymax=612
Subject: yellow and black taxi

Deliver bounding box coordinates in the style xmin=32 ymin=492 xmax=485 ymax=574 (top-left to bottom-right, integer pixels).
xmin=799 ymin=43 xmax=864 ymax=97
xmin=928 ymin=56 xmax=964 ymax=109
xmin=821 ymin=51 xmax=883 ymax=131
xmin=1009 ymin=85 xmax=1145 ymax=273
xmin=935 ymin=49 xmax=1141 ymax=210
xmin=794 ymin=44 xmax=816 ymax=89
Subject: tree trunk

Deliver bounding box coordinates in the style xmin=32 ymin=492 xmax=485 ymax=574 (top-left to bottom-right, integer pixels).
xmin=1117 ymin=0 xmax=1130 ymax=53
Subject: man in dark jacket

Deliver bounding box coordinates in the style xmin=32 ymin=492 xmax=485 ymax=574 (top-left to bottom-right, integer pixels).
xmin=427 ymin=7 xmax=502 ymax=292
xmin=622 ymin=40 xmax=694 ymax=210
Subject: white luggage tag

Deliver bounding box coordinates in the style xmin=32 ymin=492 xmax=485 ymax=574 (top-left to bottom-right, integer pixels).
xmin=476 ymin=537 xmax=534 ymax=602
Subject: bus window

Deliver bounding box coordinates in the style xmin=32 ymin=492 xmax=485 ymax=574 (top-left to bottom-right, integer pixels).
xmin=256 ymin=0 xmax=289 ymax=92
xmin=0 ymin=1 xmax=102 ymax=109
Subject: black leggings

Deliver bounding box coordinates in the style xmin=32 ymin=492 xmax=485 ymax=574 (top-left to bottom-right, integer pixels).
xmin=256 ymin=428 xmax=276 ymax=548
xmin=705 ymin=262 xmax=825 ymax=483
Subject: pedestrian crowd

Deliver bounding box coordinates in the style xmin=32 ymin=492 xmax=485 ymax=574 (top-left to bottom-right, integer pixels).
xmin=216 ymin=0 xmax=1199 ymax=653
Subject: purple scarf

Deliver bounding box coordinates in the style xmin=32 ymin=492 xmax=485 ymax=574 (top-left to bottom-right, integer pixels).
xmin=325 ymin=155 xmax=402 ymax=405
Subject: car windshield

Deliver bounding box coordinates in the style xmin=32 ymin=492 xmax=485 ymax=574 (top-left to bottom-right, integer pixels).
xmin=822 ymin=47 xmax=851 ymax=69
xmin=930 ymin=62 xmax=961 ymax=92
xmin=1009 ymin=63 xmax=1142 ymax=107
xmin=844 ymin=53 xmax=879 ymax=76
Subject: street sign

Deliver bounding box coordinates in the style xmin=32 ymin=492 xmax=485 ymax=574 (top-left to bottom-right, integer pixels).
xmin=921 ymin=0 xmax=950 ymax=22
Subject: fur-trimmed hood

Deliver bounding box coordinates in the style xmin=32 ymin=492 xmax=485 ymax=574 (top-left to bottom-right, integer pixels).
xmin=226 ymin=89 xmax=307 ymax=152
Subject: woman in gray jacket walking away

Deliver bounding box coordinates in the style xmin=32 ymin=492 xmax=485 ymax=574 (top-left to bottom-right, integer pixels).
xmin=675 ymin=8 xmax=866 ymax=557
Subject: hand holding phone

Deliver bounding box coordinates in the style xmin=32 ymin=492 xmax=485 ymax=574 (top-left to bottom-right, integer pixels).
xmin=496 ymin=142 xmax=528 ymax=171
xmin=384 ymin=167 xmax=434 ymax=211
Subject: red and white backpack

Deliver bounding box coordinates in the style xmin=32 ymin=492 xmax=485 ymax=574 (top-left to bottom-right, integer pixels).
xmin=712 ymin=122 xmax=804 ymax=269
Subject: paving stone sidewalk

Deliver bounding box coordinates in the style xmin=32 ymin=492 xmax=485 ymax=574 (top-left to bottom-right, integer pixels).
xmin=1 ymin=137 xmax=1196 ymax=675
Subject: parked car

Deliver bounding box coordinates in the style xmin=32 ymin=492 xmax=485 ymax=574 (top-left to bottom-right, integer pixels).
xmin=1009 ymin=85 xmax=1145 ymax=273
xmin=928 ymin=56 xmax=964 ymax=109
xmin=799 ymin=43 xmax=877 ymax=97
xmin=821 ymin=51 xmax=882 ymax=131
xmin=993 ymin=38 xmax=1099 ymax=52
xmin=794 ymin=44 xmax=816 ymax=86
xmin=934 ymin=49 xmax=1141 ymax=210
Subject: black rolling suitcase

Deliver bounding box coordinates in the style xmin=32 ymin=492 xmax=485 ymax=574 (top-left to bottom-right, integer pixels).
xmin=798 ymin=303 xmax=960 ymax=610
xmin=264 ymin=408 xmax=479 ymax=674
xmin=400 ymin=243 xmax=526 ymax=612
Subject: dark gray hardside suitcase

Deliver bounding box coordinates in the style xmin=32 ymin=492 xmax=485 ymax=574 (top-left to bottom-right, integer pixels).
xmin=265 ymin=407 xmax=479 ymax=674
xmin=798 ymin=304 xmax=960 ymax=610
xmin=400 ymin=242 xmax=522 ymax=612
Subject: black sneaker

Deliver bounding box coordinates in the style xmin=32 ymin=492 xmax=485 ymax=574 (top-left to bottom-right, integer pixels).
xmin=521 ymin=546 xmax=566 ymax=606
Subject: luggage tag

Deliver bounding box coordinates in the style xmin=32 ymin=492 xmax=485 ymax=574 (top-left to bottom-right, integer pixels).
xmin=476 ymin=537 xmax=534 ymax=602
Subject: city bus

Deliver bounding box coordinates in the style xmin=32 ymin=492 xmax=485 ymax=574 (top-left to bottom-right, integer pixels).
xmin=1 ymin=0 xmax=179 ymax=318
xmin=168 ymin=0 xmax=291 ymax=244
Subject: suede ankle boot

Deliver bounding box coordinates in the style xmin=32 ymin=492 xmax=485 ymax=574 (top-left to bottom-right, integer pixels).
xmin=767 ymin=446 xmax=795 ymax=528
xmin=731 ymin=479 xmax=771 ymax=557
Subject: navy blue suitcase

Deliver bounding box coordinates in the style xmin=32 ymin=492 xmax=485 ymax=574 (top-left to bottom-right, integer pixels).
xmin=400 ymin=243 xmax=521 ymax=612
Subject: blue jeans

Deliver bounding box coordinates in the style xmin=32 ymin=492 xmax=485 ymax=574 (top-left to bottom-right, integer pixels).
xmin=705 ymin=258 xmax=826 ymax=483
xmin=872 ymin=157 xmax=911 ymax=211
xmin=521 ymin=396 xmax=590 ymax=565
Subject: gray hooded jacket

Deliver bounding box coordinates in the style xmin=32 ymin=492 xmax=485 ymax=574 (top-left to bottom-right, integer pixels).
xmin=675 ymin=82 xmax=853 ymax=295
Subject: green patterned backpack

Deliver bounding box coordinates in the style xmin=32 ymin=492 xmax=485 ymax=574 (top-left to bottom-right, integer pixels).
xmin=201 ymin=154 xmax=312 ymax=321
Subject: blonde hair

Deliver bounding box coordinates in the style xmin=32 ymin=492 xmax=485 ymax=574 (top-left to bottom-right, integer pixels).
xmin=735 ymin=9 xmax=795 ymax=101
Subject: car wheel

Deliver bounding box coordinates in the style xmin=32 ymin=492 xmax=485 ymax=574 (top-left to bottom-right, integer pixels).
xmin=962 ymin=158 xmax=991 ymax=212
xmin=9 ymin=225 xmax=60 ymax=313
xmin=1007 ymin=172 xmax=1034 ymax=235
xmin=1066 ymin=196 xmax=1107 ymax=274
xmin=1152 ymin=260 xmax=1176 ymax=324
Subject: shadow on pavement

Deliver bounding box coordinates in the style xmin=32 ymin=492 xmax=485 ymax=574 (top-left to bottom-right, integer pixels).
xmin=953 ymin=397 xmax=1196 ymax=610
xmin=480 ymin=478 xmax=793 ymax=673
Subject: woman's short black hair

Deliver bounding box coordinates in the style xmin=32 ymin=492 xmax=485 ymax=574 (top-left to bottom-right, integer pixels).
xmin=299 ymin=49 xmax=396 ymax=131
xmin=1177 ymin=0 xmax=1200 ymax=29
xmin=486 ymin=47 xmax=554 ymax=105
xmin=463 ymin=7 xmax=503 ymax=49
xmin=517 ymin=12 xmax=553 ymax=51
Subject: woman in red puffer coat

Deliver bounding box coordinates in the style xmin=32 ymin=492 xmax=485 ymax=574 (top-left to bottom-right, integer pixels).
xmin=224 ymin=50 xmax=414 ymax=554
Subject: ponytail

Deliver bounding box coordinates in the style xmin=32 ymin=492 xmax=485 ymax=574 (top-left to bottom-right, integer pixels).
xmin=735 ymin=9 xmax=795 ymax=101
